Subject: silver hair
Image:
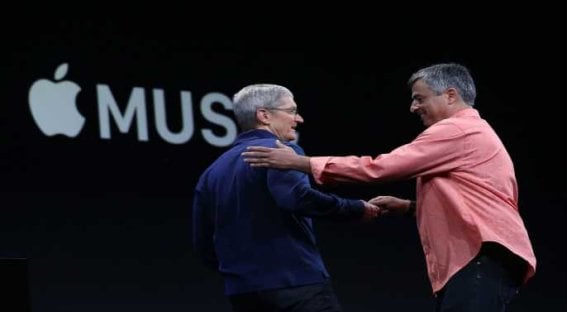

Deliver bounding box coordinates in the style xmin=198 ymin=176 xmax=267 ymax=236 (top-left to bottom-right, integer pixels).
xmin=408 ymin=63 xmax=476 ymax=106
xmin=232 ymin=84 xmax=293 ymax=131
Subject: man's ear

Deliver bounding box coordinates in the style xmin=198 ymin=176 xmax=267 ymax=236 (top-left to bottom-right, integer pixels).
xmin=256 ymin=108 xmax=270 ymax=125
xmin=445 ymin=88 xmax=459 ymax=104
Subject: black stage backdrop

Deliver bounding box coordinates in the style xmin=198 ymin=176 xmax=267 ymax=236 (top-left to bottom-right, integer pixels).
xmin=2 ymin=14 xmax=565 ymax=311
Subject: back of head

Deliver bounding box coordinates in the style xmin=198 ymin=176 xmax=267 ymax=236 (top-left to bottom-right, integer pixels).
xmin=408 ymin=63 xmax=477 ymax=106
xmin=232 ymin=84 xmax=294 ymax=131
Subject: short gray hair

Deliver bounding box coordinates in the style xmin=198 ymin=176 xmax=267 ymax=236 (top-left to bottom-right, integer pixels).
xmin=408 ymin=63 xmax=476 ymax=106
xmin=232 ymin=84 xmax=293 ymax=131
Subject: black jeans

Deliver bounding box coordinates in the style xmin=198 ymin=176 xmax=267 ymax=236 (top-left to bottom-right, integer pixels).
xmin=228 ymin=281 xmax=342 ymax=312
xmin=435 ymin=242 xmax=526 ymax=312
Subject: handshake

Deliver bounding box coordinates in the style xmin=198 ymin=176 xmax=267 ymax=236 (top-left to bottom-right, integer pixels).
xmin=361 ymin=195 xmax=416 ymax=222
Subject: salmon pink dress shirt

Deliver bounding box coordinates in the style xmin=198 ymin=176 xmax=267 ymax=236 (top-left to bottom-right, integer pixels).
xmin=310 ymin=108 xmax=536 ymax=293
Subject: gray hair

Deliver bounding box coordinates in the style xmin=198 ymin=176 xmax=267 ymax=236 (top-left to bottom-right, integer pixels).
xmin=232 ymin=84 xmax=294 ymax=131
xmin=408 ymin=63 xmax=476 ymax=106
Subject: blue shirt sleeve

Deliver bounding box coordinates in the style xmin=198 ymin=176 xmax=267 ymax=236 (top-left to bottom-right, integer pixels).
xmin=266 ymin=143 xmax=365 ymax=219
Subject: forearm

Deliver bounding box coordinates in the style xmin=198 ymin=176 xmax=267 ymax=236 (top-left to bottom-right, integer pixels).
xmin=269 ymin=169 xmax=364 ymax=220
xmin=294 ymin=155 xmax=311 ymax=172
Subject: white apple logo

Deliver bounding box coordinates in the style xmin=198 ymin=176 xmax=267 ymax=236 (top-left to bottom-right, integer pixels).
xmin=28 ymin=63 xmax=85 ymax=137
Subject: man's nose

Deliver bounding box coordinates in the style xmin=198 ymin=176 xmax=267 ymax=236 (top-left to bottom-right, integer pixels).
xmin=410 ymin=102 xmax=419 ymax=113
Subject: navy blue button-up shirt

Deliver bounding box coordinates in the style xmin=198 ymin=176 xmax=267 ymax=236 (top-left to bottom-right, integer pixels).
xmin=192 ymin=129 xmax=364 ymax=295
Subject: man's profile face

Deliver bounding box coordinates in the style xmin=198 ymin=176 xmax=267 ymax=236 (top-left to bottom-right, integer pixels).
xmin=410 ymin=80 xmax=450 ymax=127
xmin=266 ymin=96 xmax=304 ymax=142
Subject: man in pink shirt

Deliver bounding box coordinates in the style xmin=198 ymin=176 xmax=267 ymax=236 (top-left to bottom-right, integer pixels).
xmin=242 ymin=63 xmax=536 ymax=311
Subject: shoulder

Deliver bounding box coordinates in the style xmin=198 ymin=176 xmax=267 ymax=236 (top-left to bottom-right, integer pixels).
xmin=423 ymin=118 xmax=467 ymax=137
xmin=251 ymin=138 xmax=306 ymax=155
xmin=283 ymin=141 xmax=306 ymax=156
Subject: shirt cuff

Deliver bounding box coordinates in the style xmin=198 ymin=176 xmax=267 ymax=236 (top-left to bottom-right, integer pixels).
xmin=310 ymin=156 xmax=331 ymax=185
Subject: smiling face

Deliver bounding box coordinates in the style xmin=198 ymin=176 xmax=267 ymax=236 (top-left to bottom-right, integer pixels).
xmin=409 ymin=79 xmax=452 ymax=127
xmin=260 ymin=96 xmax=304 ymax=142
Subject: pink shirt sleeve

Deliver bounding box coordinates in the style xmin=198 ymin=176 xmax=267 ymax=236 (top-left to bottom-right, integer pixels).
xmin=309 ymin=121 xmax=468 ymax=185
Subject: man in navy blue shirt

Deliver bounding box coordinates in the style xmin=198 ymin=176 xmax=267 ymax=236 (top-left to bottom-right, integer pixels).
xmin=193 ymin=84 xmax=380 ymax=312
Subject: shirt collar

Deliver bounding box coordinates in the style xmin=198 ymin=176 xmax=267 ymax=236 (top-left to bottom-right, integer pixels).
xmin=452 ymin=107 xmax=480 ymax=118
xmin=233 ymin=129 xmax=277 ymax=145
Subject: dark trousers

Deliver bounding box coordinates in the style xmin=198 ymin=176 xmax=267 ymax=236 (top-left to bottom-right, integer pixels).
xmin=228 ymin=281 xmax=343 ymax=312
xmin=435 ymin=242 xmax=526 ymax=312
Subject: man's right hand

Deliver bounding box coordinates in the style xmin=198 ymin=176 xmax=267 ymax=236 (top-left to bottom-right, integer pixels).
xmin=361 ymin=200 xmax=381 ymax=222
xmin=368 ymin=195 xmax=412 ymax=216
